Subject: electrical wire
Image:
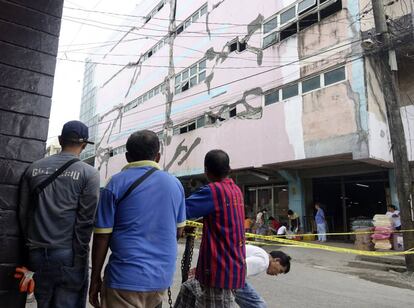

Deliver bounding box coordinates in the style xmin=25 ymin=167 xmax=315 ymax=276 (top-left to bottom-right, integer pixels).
xmin=84 ymin=40 xmax=366 ymax=132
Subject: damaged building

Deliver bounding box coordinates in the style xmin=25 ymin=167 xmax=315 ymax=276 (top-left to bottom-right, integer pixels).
xmin=82 ymin=0 xmax=414 ymax=233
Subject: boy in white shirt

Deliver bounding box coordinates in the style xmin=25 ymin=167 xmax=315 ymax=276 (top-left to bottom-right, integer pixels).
xmin=234 ymin=245 xmax=291 ymax=308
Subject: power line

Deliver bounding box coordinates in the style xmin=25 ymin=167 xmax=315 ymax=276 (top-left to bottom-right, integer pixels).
xmin=84 ymin=40 xmax=366 ymax=131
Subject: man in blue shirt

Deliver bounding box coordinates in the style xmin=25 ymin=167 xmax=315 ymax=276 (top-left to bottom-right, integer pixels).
xmin=315 ymin=203 xmax=327 ymax=242
xmin=89 ymin=130 xmax=186 ymax=308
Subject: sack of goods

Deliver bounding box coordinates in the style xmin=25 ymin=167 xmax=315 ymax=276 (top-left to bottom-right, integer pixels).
xmin=371 ymin=215 xmax=393 ymax=250
xmin=354 ymin=227 xmax=374 ymax=251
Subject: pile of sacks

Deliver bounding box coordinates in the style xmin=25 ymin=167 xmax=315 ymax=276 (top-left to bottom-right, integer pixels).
xmin=352 ymin=219 xmax=374 ymax=251
xmin=371 ymin=215 xmax=393 ymax=250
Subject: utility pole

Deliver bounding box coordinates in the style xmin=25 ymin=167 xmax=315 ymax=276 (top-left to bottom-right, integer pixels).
xmin=371 ymin=0 xmax=414 ymax=271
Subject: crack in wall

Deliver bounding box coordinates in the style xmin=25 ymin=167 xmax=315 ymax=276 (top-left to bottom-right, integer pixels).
xmin=164 ymin=137 xmax=201 ymax=171
xmin=95 ymin=104 xmax=124 ymax=177
xmin=206 ymin=87 xmax=263 ymax=126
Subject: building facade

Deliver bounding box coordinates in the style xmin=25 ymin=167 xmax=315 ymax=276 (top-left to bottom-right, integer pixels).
xmin=86 ymin=0 xmax=414 ymax=232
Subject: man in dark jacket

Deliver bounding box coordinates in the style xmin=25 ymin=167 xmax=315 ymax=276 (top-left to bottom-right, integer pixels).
xmin=19 ymin=121 xmax=100 ymax=308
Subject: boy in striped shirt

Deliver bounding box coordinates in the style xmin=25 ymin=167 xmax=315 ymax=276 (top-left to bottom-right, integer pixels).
xmin=176 ymin=149 xmax=246 ymax=307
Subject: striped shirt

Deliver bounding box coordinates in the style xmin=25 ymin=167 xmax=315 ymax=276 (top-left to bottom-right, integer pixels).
xmin=186 ymin=178 xmax=246 ymax=289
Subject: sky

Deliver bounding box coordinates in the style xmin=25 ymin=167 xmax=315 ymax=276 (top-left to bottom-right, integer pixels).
xmin=47 ymin=0 xmax=139 ymax=142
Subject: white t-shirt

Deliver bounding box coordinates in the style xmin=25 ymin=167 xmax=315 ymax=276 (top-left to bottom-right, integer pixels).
xmin=277 ymin=225 xmax=287 ymax=235
xmin=246 ymin=245 xmax=269 ymax=277
xmin=386 ymin=210 xmax=401 ymax=228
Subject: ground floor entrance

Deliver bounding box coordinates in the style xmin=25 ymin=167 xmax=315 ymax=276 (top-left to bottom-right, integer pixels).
xmin=313 ymin=172 xmax=390 ymax=233
xmin=244 ymin=184 xmax=289 ymax=222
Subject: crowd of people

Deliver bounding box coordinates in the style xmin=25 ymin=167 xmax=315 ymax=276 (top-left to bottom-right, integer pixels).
xmin=17 ymin=121 xmax=292 ymax=308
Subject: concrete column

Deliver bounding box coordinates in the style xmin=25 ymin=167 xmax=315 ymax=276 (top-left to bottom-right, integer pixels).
xmin=278 ymin=170 xmax=307 ymax=231
xmin=0 ymin=1 xmax=64 ymax=306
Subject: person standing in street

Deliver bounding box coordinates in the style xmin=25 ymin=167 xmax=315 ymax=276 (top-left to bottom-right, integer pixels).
xmin=89 ymin=130 xmax=186 ymax=308
xmin=315 ymin=203 xmax=327 ymax=242
xmin=19 ymin=120 xmax=100 ymax=308
xmin=175 ymin=149 xmax=246 ymax=307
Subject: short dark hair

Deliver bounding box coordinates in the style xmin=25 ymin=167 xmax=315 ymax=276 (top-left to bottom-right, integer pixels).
xmin=126 ymin=130 xmax=160 ymax=161
xmin=204 ymin=149 xmax=230 ymax=178
xmin=388 ymin=204 xmax=397 ymax=210
xmin=59 ymin=133 xmax=84 ymax=148
xmin=287 ymin=210 xmax=294 ymax=215
xmin=270 ymin=251 xmax=291 ymax=273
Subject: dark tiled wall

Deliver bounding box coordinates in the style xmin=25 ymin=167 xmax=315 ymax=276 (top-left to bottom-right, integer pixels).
xmin=0 ymin=0 xmax=64 ymax=306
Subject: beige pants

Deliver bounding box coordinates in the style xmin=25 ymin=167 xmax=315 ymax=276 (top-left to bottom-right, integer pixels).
xmin=102 ymin=285 xmax=166 ymax=308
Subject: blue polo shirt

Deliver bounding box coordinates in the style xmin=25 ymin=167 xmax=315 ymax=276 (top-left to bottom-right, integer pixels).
xmin=94 ymin=161 xmax=186 ymax=291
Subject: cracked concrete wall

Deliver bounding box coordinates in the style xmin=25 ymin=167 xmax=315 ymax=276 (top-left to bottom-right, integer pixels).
xmin=0 ymin=1 xmax=64 ymax=306
xmin=92 ymin=0 xmax=406 ymax=183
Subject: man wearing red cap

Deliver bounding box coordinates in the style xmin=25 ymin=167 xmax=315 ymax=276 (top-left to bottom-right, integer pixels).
xmin=19 ymin=120 xmax=100 ymax=308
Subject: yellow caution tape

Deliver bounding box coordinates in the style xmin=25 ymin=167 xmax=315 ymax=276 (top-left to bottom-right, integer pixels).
xmin=185 ymin=220 xmax=414 ymax=257
xmin=185 ymin=220 xmax=414 ymax=237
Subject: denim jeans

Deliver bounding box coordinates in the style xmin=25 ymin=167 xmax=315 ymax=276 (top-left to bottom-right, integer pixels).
xmin=29 ymin=248 xmax=88 ymax=308
xmin=234 ymin=282 xmax=267 ymax=308
xmin=317 ymin=223 xmax=327 ymax=242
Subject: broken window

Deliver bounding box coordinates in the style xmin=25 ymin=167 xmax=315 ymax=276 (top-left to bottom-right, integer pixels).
xmin=238 ymin=41 xmax=247 ymax=52
xmin=188 ymin=122 xmax=196 ymax=132
xmin=282 ymin=83 xmax=299 ymax=100
xmin=229 ymin=41 xmax=238 ymax=53
xmin=265 ymin=90 xmax=279 ymax=106
xmin=299 ymin=12 xmax=319 ymax=31
xmin=280 ymin=6 xmax=296 ymax=25
xmin=320 ymin=0 xmax=342 ymax=20
xmin=180 ymin=126 xmax=188 ymax=134
xmin=324 ymin=66 xmax=345 ymax=86
xmin=181 ymin=81 xmax=189 ymax=92
xmin=176 ymin=25 xmax=184 ymax=35
xmin=280 ymin=22 xmax=298 ymax=41
xmin=302 ymin=75 xmax=321 ymax=93
xmin=298 ymin=0 xmax=317 ymax=15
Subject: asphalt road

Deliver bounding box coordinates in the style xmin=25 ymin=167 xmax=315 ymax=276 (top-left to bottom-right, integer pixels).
xmin=27 ymin=243 xmax=414 ymax=308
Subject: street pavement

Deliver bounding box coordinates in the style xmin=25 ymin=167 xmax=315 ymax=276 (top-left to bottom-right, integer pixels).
xmin=26 ymin=242 xmax=414 ymax=307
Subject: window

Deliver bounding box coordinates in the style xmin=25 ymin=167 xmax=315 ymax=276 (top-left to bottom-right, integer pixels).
xmin=229 ymin=41 xmax=238 ymax=52
xmin=188 ymin=122 xmax=196 ymax=132
xmin=200 ymin=5 xmax=208 ymax=16
xmin=192 ymin=12 xmax=200 ymax=22
xmin=175 ymin=58 xmax=207 ymax=93
xmin=123 ymin=82 xmax=164 ymax=112
xmin=298 ymin=0 xmax=317 ymax=14
xmin=282 ymin=84 xmax=299 ymax=100
xmin=265 ymin=90 xmax=279 ymax=105
xmin=196 ymin=116 xmax=206 ymax=128
xmin=263 ymin=0 xmax=342 ymax=48
xmin=264 ymin=15 xmax=278 ymax=34
xmin=280 ymin=22 xmax=298 ymax=41
xmin=302 ymin=75 xmax=321 ymax=93
xmin=230 ymin=107 xmax=237 ymax=118
xmin=263 ymin=32 xmax=278 ymax=48
xmin=180 ymin=126 xmax=188 ymax=134
xmin=324 ymin=66 xmax=345 ymax=86
xmin=280 ymin=7 xmax=296 ymax=25
xmin=238 ymin=41 xmax=247 ymax=52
